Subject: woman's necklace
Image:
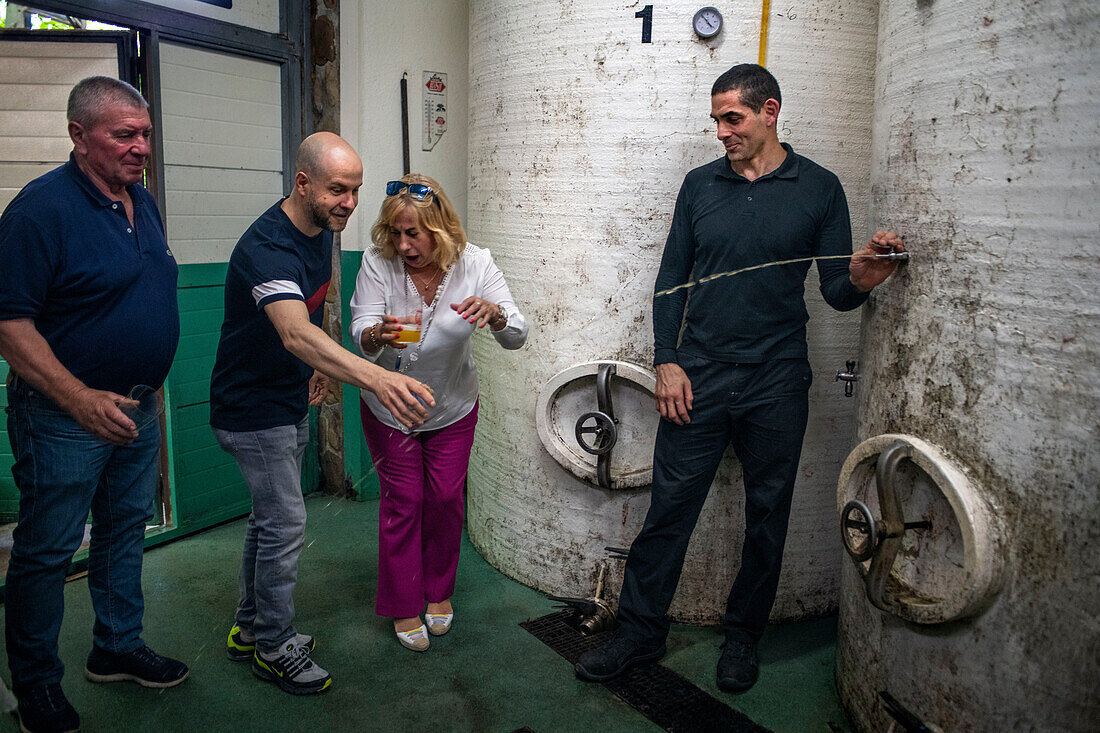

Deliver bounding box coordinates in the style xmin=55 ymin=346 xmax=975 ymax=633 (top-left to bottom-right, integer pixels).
xmin=408 ymin=266 xmax=444 ymax=304
xmin=396 ymin=263 xmax=453 ymax=371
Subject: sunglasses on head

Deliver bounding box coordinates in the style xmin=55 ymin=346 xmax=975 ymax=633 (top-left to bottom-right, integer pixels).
xmin=386 ymin=181 xmax=434 ymax=200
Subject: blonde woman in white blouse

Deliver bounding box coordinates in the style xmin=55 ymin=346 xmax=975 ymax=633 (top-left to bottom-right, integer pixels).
xmin=349 ymin=173 xmax=528 ymax=652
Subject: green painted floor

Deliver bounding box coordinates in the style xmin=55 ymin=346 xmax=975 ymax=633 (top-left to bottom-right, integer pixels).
xmin=0 ymin=496 xmax=852 ymax=732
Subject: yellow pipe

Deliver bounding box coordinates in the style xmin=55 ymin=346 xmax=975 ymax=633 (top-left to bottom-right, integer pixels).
xmin=758 ymin=0 xmax=771 ymax=67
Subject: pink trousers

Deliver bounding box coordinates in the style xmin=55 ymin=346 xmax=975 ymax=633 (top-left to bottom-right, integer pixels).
xmin=360 ymin=399 xmax=478 ymax=618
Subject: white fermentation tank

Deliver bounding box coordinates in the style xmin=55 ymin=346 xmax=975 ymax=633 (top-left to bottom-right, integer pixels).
xmin=835 ymin=1 xmax=1099 ymax=731
xmin=465 ymin=0 xmax=879 ymax=623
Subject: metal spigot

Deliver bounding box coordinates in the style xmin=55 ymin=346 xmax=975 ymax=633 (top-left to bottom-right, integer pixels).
xmin=577 ymin=599 xmax=615 ymax=635
xmin=874 ymin=251 xmax=910 ymax=261
xmin=548 ymin=562 xmax=616 ymax=635
xmin=836 ymin=360 xmax=859 ymax=397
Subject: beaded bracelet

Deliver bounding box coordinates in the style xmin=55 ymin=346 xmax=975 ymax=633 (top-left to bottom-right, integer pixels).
xmin=366 ymin=323 xmax=382 ymax=351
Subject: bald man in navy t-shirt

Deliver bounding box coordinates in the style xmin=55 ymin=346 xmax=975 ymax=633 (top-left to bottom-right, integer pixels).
xmin=209 ymin=133 xmax=433 ymax=696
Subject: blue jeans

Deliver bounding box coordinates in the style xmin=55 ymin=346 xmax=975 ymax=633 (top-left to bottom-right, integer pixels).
xmin=213 ymin=418 xmax=308 ymax=654
xmin=5 ymin=377 xmax=159 ymax=691
xmin=617 ymin=357 xmax=812 ymax=645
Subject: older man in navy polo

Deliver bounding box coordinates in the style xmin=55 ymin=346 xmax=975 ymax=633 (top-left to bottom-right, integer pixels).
xmin=0 ymin=77 xmax=188 ymax=733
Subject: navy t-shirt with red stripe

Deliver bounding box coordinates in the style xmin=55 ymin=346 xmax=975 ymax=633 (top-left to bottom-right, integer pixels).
xmin=209 ymin=200 xmax=331 ymax=432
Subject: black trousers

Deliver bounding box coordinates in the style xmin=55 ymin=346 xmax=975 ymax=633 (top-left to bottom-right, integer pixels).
xmin=617 ymin=356 xmax=812 ymax=645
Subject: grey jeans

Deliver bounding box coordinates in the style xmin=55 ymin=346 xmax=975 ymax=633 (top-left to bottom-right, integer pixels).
xmin=214 ymin=417 xmax=309 ymax=654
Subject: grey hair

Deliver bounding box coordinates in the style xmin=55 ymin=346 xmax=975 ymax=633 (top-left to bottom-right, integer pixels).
xmin=67 ymin=76 xmax=147 ymax=128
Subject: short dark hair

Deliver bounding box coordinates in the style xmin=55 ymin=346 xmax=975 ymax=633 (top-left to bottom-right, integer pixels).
xmin=67 ymin=76 xmax=147 ymax=128
xmin=711 ymin=64 xmax=781 ymax=112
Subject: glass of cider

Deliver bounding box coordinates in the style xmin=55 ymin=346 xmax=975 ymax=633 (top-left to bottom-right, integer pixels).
xmin=386 ymin=293 xmax=422 ymax=343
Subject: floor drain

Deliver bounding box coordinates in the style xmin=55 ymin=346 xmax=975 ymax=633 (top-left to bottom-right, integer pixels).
xmin=521 ymin=610 xmax=771 ymax=733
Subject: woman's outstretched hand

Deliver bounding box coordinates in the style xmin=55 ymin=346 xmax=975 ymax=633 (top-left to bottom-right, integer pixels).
xmin=451 ymin=297 xmax=502 ymax=329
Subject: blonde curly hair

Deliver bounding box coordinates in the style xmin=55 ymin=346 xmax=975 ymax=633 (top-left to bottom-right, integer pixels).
xmin=370 ymin=173 xmax=467 ymax=271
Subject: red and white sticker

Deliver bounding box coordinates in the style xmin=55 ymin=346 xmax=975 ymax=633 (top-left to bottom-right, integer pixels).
xmin=423 ymin=71 xmax=447 ymax=151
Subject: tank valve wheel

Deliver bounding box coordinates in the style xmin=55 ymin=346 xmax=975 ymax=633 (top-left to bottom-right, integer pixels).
xmin=575 ymin=411 xmax=617 ymax=455
xmin=842 ymin=498 xmax=933 ymax=563
xmin=841 ymin=500 xmax=880 ymax=562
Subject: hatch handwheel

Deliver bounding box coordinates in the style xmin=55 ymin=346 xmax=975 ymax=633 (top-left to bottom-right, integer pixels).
xmin=572 ymin=363 xmax=619 ymax=488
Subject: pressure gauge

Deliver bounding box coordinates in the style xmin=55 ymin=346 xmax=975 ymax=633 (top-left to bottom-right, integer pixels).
xmin=693 ymin=6 xmax=723 ymax=39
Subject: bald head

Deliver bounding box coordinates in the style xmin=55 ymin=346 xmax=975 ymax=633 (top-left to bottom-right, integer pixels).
xmin=294 ymin=131 xmax=360 ymax=181
xmin=288 ymin=132 xmax=363 ymax=234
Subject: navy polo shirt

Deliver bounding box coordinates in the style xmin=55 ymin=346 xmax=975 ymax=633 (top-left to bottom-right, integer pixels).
xmin=653 ymin=143 xmax=868 ymax=365
xmin=209 ymin=201 xmax=331 ymax=432
xmin=0 ymin=155 xmax=179 ymax=394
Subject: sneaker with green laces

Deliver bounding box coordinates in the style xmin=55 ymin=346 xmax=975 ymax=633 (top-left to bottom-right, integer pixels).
xmin=251 ymin=641 xmax=331 ymax=695
xmin=226 ymin=624 xmax=315 ymax=662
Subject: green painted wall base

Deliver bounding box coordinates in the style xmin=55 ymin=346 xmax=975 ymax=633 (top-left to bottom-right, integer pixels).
xmin=0 ymin=360 xmax=15 ymax=520
xmin=0 ymin=262 xmax=327 ymax=552
xmin=340 ymin=247 xmax=379 ymax=500
xmin=0 ymin=256 xmax=376 ymax=583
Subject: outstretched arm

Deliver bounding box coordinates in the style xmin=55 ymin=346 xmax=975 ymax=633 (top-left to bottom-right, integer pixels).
xmin=850 ymin=230 xmax=906 ymax=293
xmin=264 ymin=299 xmax=434 ymax=428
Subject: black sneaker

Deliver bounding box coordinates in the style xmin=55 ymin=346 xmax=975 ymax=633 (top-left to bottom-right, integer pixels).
xmin=226 ymin=624 xmax=315 ymax=662
xmin=717 ymin=639 xmax=759 ymax=692
xmin=14 ymin=683 xmax=79 ymax=733
xmin=252 ymin=641 xmax=332 ymax=695
xmin=84 ymin=644 xmax=189 ymax=688
xmin=574 ymin=631 xmax=666 ymax=682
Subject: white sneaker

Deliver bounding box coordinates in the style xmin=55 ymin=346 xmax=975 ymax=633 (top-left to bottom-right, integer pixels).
xmin=252 ymin=641 xmax=332 ymax=695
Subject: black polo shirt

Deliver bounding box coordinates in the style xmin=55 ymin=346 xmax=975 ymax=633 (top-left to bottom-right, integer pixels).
xmin=0 ymin=155 xmax=179 ymax=394
xmin=653 ymin=143 xmax=867 ymax=365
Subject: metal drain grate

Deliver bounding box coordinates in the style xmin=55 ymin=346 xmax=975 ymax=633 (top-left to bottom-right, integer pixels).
xmin=521 ymin=610 xmax=771 ymax=733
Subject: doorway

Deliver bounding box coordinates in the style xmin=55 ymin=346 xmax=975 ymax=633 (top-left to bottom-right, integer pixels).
xmin=0 ymin=6 xmax=174 ymax=579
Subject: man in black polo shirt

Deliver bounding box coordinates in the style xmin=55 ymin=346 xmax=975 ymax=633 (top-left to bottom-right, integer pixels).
xmin=576 ymin=64 xmax=904 ymax=692
xmin=0 ymin=77 xmax=188 ymax=733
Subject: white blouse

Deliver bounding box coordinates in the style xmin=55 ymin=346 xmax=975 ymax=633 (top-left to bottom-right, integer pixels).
xmin=349 ymin=242 xmax=529 ymax=432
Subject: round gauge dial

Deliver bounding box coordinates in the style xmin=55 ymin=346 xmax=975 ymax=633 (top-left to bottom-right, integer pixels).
xmin=693 ymin=6 xmax=723 ymax=39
